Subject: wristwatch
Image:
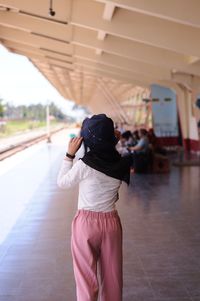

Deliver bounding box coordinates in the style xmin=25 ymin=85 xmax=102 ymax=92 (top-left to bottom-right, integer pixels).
xmin=66 ymin=152 xmax=75 ymax=159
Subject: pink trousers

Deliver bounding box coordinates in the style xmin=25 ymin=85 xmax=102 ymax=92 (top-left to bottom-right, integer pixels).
xmin=71 ymin=209 xmax=123 ymax=301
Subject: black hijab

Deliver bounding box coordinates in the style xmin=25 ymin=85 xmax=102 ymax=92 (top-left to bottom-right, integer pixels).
xmin=80 ymin=114 xmax=131 ymax=184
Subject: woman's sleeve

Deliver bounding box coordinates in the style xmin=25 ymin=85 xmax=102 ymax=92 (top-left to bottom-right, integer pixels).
xmin=57 ymin=159 xmax=86 ymax=190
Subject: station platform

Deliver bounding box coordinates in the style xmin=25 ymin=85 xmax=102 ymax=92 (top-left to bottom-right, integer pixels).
xmin=0 ymin=129 xmax=200 ymax=301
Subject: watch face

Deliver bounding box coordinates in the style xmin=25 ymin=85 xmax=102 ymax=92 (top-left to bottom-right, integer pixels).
xmin=69 ymin=133 xmax=76 ymax=138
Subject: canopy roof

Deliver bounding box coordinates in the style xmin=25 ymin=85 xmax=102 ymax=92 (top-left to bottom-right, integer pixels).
xmin=0 ymin=0 xmax=200 ymax=121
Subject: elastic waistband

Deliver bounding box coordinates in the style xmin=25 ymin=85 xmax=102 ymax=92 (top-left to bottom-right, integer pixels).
xmin=76 ymin=209 xmax=119 ymax=219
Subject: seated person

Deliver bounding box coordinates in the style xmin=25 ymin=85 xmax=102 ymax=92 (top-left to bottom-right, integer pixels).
xmin=128 ymin=129 xmax=150 ymax=172
xmin=132 ymin=130 xmax=140 ymax=146
xmin=116 ymin=130 xmax=134 ymax=156
xmin=148 ymin=128 xmax=167 ymax=156
xmin=148 ymin=128 xmax=157 ymax=149
xmin=121 ymin=131 xmax=135 ymax=146
xmin=128 ymin=129 xmax=149 ymax=154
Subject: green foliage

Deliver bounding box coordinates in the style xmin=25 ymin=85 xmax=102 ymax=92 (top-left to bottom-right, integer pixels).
xmin=0 ymin=120 xmax=56 ymax=138
xmin=3 ymin=101 xmax=71 ymax=121
xmin=0 ymin=101 xmax=76 ymax=138
xmin=0 ymin=98 xmax=5 ymax=118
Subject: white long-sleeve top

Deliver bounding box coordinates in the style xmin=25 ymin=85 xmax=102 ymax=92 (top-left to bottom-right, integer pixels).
xmin=57 ymin=159 xmax=121 ymax=212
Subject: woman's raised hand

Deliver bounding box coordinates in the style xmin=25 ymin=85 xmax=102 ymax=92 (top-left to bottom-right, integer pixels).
xmin=67 ymin=137 xmax=83 ymax=156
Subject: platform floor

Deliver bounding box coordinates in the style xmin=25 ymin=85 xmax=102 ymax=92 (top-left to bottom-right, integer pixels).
xmin=0 ymin=129 xmax=200 ymax=301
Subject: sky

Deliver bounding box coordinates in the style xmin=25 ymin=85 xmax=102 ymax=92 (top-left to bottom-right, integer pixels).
xmin=0 ymin=45 xmax=85 ymax=118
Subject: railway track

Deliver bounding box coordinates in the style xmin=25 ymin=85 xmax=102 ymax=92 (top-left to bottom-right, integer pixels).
xmin=0 ymin=126 xmax=64 ymax=161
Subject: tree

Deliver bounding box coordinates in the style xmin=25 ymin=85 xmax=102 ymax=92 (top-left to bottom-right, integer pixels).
xmin=1 ymin=101 xmax=75 ymax=122
xmin=0 ymin=98 xmax=5 ymax=118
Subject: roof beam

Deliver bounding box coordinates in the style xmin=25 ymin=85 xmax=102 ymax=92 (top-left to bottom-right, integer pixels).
xmin=74 ymin=57 xmax=154 ymax=83
xmin=5 ymin=21 xmax=200 ymax=88
xmin=0 ymin=11 xmax=72 ymax=39
xmin=3 ymin=40 xmax=74 ymax=63
xmin=102 ymin=2 xmax=115 ymax=21
xmin=96 ymin=0 xmax=200 ymax=29
xmin=60 ymin=71 xmax=78 ymax=102
xmin=0 ymin=0 xmax=71 ymax=22
xmin=71 ymin=0 xmax=200 ymax=57
xmin=10 ymin=43 xmax=150 ymax=86
xmin=89 ymin=92 xmax=116 ymax=117
xmin=11 ymin=48 xmax=74 ymax=71
xmin=32 ymin=61 xmax=70 ymax=99
xmin=74 ymin=44 xmax=200 ymax=78
xmin=95 ymin=48 xmax=103 ymax=55
xmin=72 ymin=27 xmax=190 ymax=70
xmin=97 ymin=30 xmax=106 ymax=40
xmin=73 ymin=65 xmax=149 ymax=87
xmin=74 ymin=45 xmax=171 ymax=79
xmin=3 ymin=13 xmax=200 ymax=77
xmin=95 ymin=1 xmax=115 ymax=55
xmin=98 ymin=79 xmax=129 ymax=122
xmin=0 ymin=26 xmax=73 ymax=54
xmin=95 ymin=84 xmax=125 ymax=121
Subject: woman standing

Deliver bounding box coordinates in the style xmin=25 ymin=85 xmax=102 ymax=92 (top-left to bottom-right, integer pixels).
xmin=57 ymin=114 xmax=130 ymax=301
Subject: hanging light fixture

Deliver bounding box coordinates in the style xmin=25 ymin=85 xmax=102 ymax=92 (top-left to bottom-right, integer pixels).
xmin=49 ymin=0 xmax=56 ymax=16
xmin=142 ymin=98 xmax=150 ymax=103
xmin=0 ymin=5 xmax=10 ymax=11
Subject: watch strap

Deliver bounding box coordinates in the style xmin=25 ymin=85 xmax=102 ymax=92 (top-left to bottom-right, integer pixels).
xmin=66 ymin=152 xmax=75 ymax=159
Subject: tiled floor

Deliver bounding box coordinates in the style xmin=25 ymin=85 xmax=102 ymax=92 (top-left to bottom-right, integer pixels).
xmin=0 ymin=129 xmax=200 ymax=301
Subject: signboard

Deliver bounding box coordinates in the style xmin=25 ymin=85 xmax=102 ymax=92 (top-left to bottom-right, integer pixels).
xmin=151 ymin=85 xmax=178 ymax=137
